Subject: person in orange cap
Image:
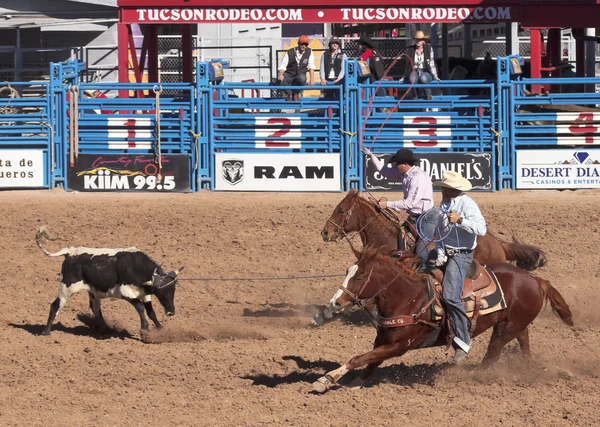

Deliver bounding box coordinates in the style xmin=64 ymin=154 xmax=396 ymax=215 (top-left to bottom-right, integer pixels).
xmin=277 ymin=35 xmax=315 ymax=101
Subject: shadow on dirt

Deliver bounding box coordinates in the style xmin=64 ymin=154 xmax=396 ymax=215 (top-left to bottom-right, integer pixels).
xmin=241 ymin=302 xmax=374 ymax=327
xmin=9 ymin=314 xmax=136 ymax=341
xmin=241 ymin=355 xmax=449 ymax=389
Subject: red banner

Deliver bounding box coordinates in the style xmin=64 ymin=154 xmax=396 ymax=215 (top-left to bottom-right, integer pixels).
xmin=121 ymin=6 xmax=516 ymax=23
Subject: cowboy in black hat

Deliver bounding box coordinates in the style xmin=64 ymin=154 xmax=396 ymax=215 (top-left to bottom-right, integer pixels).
xmin=320 ymin=37 xmax=347 ymax=98
xmin=361 ymin=146 xmax=436 ymax=263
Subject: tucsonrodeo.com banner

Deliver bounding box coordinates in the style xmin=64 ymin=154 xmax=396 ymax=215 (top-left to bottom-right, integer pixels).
xmin=123 ymin=6 xmax=514 ymax=23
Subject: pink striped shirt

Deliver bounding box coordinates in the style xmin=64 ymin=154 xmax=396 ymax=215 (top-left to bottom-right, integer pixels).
xmin=371 ymin=156 xmax=434 ymax=216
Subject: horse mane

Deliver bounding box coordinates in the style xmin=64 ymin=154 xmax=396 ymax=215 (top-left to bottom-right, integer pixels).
xmin=352 ymin=191 xmax=401 ymax=238
xmin=361 ymin=245 xmax=424 ymax=285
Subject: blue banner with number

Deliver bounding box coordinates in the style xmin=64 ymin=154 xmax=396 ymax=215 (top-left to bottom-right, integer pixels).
xmin=67 ymin=154 xmax=191 ymax=192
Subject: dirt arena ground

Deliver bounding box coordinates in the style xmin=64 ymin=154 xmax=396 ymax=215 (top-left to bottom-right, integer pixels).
xmin=0 ymin=189 xmax=599 ymax=426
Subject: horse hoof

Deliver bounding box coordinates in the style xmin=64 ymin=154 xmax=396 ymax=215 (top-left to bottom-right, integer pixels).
xmin=312 ymin=313 xmax=325 ymax=327
xmin=312 ymin=376 xmax=333 ymax=394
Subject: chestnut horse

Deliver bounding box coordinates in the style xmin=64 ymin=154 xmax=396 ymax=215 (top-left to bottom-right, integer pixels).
xmin=321 ymin=189 xmax=547 ymax=271
xmin=312 ymin=246 xmax=574 ymax=393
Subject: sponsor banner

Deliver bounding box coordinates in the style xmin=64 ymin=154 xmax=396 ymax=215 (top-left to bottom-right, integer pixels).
xmin=0 ymin=150 xmax=45 ymax=188
xmin=365 ymin=152 xmax=492 ymax=191
xmin=255 ymin=117 xmax=301 ymax=148
xmin=516 ymin=150 xmax=600 ymax=189
xmin=122 ymin=6 xmax=515 ymax=24
xmin=215 ymin=153 xmax=340 ymax=191
xmin=68 ymin=154 xmax=190 ymax=192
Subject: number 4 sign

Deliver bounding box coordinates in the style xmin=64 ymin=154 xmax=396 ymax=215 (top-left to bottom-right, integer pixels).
xmin=402 ymin=115 xmax=452 ymax=148
xmin=255 ymin=117 xmax=302 ymax=148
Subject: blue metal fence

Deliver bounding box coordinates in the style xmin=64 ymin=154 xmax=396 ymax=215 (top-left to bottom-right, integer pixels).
xmin=2 ymin=56 xmax=600 ymax=192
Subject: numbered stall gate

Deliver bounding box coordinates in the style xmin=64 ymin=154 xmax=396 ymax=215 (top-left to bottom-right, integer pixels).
xmin=205 ymin=67 xmax=346 ymax=192
xmin=355 ymin=70 xmax=497 ymax=191
xmin=0 ymin=81 xmax=54 ymax=190
xmin=508 ymin=77 xmax=600 ymax=191
xmin=64 ymin=81 xmax=198 ymax=192
xmin=0 ymin=59 xmax=80 ymax=190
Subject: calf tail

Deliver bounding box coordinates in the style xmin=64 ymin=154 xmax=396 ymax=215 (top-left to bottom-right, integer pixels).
xmin=36 ymin=227 xmax=67 ymax=257
xmin=536 ymin=276 xmax=574 ymax=328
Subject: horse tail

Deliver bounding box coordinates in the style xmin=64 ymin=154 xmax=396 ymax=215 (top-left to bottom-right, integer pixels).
xmin=500 ymin=237 xmax=547 ymax=271
xmin=536 ymin=276 xmax=574 ymax=328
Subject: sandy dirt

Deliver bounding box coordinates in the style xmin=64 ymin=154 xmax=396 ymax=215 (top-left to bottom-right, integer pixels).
xmin=0 ymin=189 xmax=598 ymax=426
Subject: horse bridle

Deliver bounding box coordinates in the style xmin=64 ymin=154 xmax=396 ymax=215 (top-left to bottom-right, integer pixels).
xmin=326 ymin=198 xmax=388 ymax=245
xmin=335 ymin=262 xmax=435 ymax=329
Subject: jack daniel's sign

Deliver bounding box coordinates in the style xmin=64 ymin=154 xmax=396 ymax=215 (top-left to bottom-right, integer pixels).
xmin=365 ymin=152 xmax=492 ymax=191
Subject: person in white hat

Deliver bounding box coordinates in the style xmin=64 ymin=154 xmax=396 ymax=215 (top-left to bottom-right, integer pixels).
xmin=432 ymin=170 xmax=487 ymax=364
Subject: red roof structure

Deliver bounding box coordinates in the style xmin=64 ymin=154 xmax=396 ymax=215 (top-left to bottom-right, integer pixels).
xmin=115 ymin=0 xmax=600 ymax=94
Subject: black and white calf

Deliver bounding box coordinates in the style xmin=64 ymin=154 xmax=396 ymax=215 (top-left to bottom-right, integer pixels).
xmin=36 ymin=228 xmax=183 ymax=336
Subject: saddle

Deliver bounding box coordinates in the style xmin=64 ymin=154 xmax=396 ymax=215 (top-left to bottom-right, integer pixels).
xmin=427 ymin=261 xmax=506 ymax=318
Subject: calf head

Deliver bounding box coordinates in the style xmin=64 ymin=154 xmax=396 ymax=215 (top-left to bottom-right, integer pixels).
xmin=151 ymin=266 xmax=184 ymax=316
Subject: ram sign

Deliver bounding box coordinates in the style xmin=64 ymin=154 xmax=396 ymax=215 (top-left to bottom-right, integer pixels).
xmin=215 ymin=153 xmax=341 ymax=191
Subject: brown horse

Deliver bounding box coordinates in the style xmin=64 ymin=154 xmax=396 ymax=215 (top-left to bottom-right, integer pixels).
xmin=312 ymin=246 xmax=574 ymax=393
xmin=321 ymin=189 xmax=547 ymax=271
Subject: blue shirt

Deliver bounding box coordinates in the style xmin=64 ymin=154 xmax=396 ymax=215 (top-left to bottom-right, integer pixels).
xmin=436 ymin=193 xmax=487 ymax=250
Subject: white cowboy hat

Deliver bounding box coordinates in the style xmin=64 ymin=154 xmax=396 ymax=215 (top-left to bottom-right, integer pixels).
xmin=432 ymin=170 xmax=472 ymax=191
xmin=83 ymin=89 xmax=97 ymax=96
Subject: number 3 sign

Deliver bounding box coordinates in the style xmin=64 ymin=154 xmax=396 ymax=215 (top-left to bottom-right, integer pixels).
xmin=402 ymin=116 xmax=452 ymax=148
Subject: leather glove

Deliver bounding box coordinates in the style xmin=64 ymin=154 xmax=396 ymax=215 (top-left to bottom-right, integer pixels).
xmin=435 ymin=251 xmax=448 ymax=267
xmin=360 ymin=146 xmax=373 ymax=156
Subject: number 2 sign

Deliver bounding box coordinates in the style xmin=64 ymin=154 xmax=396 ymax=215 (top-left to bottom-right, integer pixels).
xmin=255 ymin=117 xmax=302 ymax=148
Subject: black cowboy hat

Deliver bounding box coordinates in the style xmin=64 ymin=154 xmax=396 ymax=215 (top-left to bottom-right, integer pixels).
xmin=389 ymin=148 xmax=418 ymax=165
xmin=329 ymin=37 xmax=341 ymax=47
xmin=358 ymin=35 xmax=377 ymax=50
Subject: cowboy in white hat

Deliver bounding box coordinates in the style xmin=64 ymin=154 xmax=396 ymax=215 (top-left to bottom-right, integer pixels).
xmin=432 ymin=170 xmax=487 ymax=364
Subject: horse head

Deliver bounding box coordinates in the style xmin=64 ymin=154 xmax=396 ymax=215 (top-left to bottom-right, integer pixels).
xmin=321 ymin=189 xmax=365 ymax=242
xmin=329 ymin=245 xmax=402 ymax=313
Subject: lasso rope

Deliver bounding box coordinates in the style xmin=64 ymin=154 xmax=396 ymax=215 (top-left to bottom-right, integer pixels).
xmin=359 ymin=53 xmax=416 ymax=152
xmin=179 ymin=273 xmax=346 ymax=282
xmin=153 ymin=85 xmax=163 ymax=182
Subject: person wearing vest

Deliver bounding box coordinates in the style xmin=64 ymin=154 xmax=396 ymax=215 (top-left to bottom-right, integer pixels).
xmin=400 ymin=30 xmax=440 ymax=100
xmin=432 ymin=171 xmax=487 ymax=364
xmin=278 ymin=35 xmax=315 ymax=101
xmin=320 ymin=38 xmax=347 ymax=99
xmin=358 ymin=35 xmax=385 ymax=98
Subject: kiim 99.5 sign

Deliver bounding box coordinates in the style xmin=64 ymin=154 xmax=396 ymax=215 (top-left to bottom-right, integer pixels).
xmin=68 ymin=154 xmax=190 ymax=192
xmin=365 ymin=152 xmax=492 ymax=191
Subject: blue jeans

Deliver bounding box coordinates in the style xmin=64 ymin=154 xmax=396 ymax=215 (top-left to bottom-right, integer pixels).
xmin=442 ymin=250 xmax=474 ymax=352
xmin=281 ymin=73 xmax=307 ymax=96
xmin=409 ymin=70 xmax=433 ymax=98
xmin=415 ymin=211 xmax=437 ymax=263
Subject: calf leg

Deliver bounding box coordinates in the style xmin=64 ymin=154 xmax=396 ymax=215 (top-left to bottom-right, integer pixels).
xmin=43 ymin=283 xmax=74 ymax=336
xmin=144 ymin=301 xmax=162 ymax=329
xmin=88 ymin=293 xmax=109 ymax=329
xmin=124 ymin=298 xmax=149 ymax=330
